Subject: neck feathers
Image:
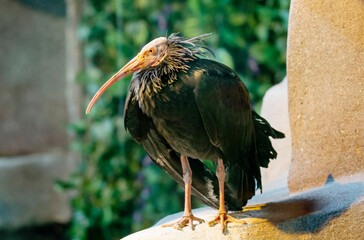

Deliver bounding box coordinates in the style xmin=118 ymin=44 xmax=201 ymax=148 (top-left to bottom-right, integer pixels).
xmin=133 ymin=33 xmax=212 ymax=114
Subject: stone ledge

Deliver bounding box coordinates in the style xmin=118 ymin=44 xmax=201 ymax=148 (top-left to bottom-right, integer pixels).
xmin=122 ymin=174 xmax=364 ymax=240
xmin=0 ymin=150 xmax=75 ymax=229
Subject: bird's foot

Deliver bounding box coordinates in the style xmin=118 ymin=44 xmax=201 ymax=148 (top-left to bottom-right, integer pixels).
xmin=161 ymin=213 xmax=204 ymax=230
xmin=208 ymin=211 xmax=246 ymax=233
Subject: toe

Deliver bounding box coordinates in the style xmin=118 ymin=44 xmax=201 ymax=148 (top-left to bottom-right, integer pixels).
xmin=189 ymin=218 xmax=194 ymax=230
xmin=173 ymin=223 xmax=182 ymax=231
xmin=161 ymin=223 xmax=172 ymax=228
xmin=196 ymin=217 xmax=205 ymax=223
xmin=220 ymin=217 xmax=227 ymax=233
xmin=208 ymin=218 xmax=219 ymax=227
xmin=162 ymin=215 xmax=203 ymax=231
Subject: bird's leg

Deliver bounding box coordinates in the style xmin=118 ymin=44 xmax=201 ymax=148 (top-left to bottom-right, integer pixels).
xmin=208 ymin=158 xmax=246 ymax=233
xmin=162 ymin=155 xmax=204 ymax=230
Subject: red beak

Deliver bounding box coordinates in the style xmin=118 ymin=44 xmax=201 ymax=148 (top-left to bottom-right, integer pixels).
xmin=86 ymin=54 xmax=144 ymax=114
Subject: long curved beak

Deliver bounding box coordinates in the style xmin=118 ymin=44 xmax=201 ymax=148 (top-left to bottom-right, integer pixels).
xmin=86 ymin=54 xmax=144 ymax=114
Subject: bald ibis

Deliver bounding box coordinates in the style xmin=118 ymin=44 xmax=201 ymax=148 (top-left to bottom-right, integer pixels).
xmin=86 ymin=33 xmax=284 ymax=233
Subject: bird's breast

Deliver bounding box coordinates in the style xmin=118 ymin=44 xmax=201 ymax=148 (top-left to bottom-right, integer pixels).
xmin=146 ymin=81 xmax=220 ymax=160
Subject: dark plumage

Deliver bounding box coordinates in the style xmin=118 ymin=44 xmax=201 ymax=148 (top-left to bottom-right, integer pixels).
xmin=87 ymin=33 xmax=285 ymax=232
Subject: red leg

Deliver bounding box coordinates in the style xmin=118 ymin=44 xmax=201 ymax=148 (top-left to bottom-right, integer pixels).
xmin=208 ymin=158 xmax=246 ymax=233
xmin=162 ymin=155 xmax=204 ymax=230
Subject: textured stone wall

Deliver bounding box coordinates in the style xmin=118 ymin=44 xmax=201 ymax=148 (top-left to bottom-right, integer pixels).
xmin=0 ymin=0 xmax=81 ymax=229
xmin=287 ymin=0 xmax=364 ymax=193
xmin=0 ymin=0 xmax=68 ymax=155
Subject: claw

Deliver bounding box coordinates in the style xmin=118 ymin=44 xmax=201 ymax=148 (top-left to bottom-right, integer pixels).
xmin=162 ymin=214 xmax=204 ymax=230
xmin=208 ymin=211 xmax=246 ymax=233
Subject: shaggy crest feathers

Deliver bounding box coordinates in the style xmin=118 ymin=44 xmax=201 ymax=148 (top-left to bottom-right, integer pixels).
xmin=167 ymin=33 xmax=214 ymax=58
xmin=136 ymin=33 xmax=213 ymax=83
xmin=133 ymin=33 xmax=214 ymax=113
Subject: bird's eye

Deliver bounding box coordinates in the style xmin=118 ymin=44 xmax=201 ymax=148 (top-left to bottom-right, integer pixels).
xmin=149 ymin=48 xmax=155 ymax=54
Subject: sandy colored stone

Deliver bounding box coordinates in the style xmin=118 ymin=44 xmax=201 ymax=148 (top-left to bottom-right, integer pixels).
xmin=0 ymin=0 xmax=82 ymax=229
xmin=122 ymin=175 xmax=364 ymax=240
xmin=0 ymin=0 xmax=68 ymax=155
xmin=287 ymin=0 xmax=364 ymax=193
xmin=260 ymin=77 xmax=292 ymax=191
xmin=0 ymin=151 xmax=74 ymax=229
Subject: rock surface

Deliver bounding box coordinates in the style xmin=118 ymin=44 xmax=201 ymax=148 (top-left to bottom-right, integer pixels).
xmin=260 ymin=77 xmax=292 ymax=191
xmin=0 ymin=0 xmax=68 ymax=155
xmin=286 ymin=0 xmax=364 ymax=193
xmin=0 ymin=0 xmax=81 ymax=229
xmin=0 ymin=151 xmax=74 ymax=229
xmin=122 ymin=175 xmax=364 ymax=240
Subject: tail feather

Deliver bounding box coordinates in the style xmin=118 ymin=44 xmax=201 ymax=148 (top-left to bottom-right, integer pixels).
xmin=225 ymin=163 xmax=256 ymax=209
xmin=224 ymin=111 xmax=286 ymax=207
xmin=222 ymin=111 xmax=285 ymax=209
xmin=252 ymin=111 xmax=285 ymax=168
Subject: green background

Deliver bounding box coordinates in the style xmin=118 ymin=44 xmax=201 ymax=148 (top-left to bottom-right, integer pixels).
xmin=59 ymin=0 xmax=290 ymax=239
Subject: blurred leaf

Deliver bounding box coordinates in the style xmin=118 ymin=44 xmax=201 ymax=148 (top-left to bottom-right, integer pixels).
xmin=215 ymin=48 xmax=234 ymax=69
xmin=228 ymin=12 xmax=247 ymax=26
xmin=255 ymin=24 xmax=269 ymax=41
xmin=125 ymin=20 xmax=149 ymax=46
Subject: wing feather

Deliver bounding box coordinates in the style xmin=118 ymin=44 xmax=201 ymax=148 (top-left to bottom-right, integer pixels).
xmin=193 ymin=60 xmax=261 ymax=203
xmin=124 ymin=77 xmax=243 ymax=210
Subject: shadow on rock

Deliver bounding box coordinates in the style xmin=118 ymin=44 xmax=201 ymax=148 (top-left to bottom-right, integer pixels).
xmin=240 ymin=176 xmax=364 ymax=234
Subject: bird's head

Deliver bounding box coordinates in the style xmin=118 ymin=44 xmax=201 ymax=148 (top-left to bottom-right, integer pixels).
xmin=86 ymin=37 xmax=168 ymax=114
xmin=86 ymin=33 xmax=211 ymax=114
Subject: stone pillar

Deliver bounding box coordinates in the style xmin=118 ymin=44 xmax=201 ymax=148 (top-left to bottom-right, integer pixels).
xmin=287 ymin=0 xmax=364 ymax=193
xmin=0 ymin=0 xmax=82 ymax=229
xmin=260 ymin=77 xmax=292 ymax=191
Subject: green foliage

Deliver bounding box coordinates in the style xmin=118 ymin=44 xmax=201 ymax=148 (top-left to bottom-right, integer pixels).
xmin=61 ymin=0 xmax=290 ymax=239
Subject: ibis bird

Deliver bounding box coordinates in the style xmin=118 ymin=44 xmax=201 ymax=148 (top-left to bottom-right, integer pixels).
xmin=86 ymin=33 xmax=284 ymax=233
